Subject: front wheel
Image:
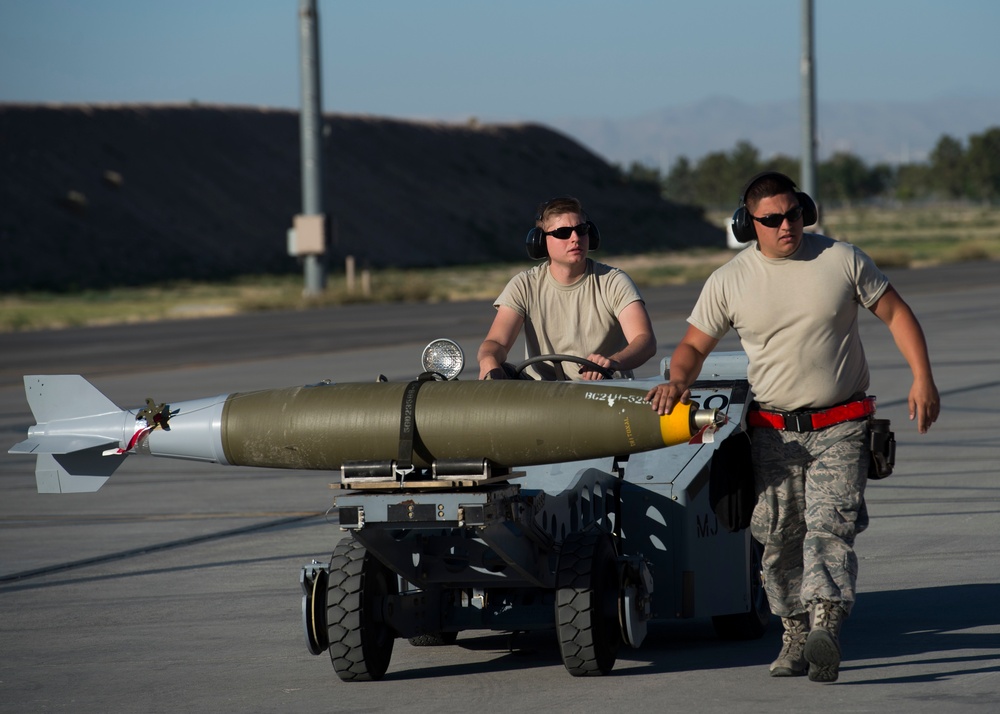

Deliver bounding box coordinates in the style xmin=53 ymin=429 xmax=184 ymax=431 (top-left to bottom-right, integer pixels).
xmin=555 ymin=529 xmax=622 ymax=676
xmin=326 ymin=538 xmax=398 ymax=681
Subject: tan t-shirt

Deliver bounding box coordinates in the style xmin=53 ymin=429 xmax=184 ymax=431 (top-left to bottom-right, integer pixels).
xmin=689 ymin=234 xmax=889 ymax=410
xmin=494 ymin=259 xmax=644 ymax=380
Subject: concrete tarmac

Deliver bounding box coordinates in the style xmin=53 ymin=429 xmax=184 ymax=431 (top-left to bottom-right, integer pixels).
xmin=1 ymin=260 xmax=998 ymax=713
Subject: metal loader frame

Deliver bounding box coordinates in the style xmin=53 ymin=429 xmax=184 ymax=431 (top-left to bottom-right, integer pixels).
xmin=300 ymin=352 xmax=768 ymax=680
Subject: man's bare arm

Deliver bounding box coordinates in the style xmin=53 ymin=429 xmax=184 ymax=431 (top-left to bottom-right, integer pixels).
xmin=580 ymin=301 xmax=657 ymax=379
xmin=645 ymin=324 xmax=719 ymax=414
xmin=870 ymin=285 xmax=940 ymax=433
xmin=477 ymin=306 xmax=524 ymax=379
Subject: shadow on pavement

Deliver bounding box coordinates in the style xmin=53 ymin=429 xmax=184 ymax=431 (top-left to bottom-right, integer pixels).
xmin=389 ymin=583 xmax=1000 ymax=681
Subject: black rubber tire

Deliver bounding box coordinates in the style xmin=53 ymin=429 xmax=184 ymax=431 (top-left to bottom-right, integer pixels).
xmin=408 ymin=631 xmax=459 ymax=647
xmin=326 ymin=538 xmax=397 ymax=681
xmin=712 ymin=538 xmax=771 ymax=640
xmin=302 ymin=567 xmax=329 ymax=655
xmin=555 ymin=529 xmax=622 ymax=676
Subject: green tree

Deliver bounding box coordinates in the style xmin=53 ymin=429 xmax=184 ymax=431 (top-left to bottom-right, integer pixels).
xmin=623 ymin=160 xmax=662 ymax=189
xmin=662 ymin=156 xmax=698 ymax=205
xmin=893 ymin=163 xmax=931 ymax=201
xmin=928 ymin=135 xmax=966 ymax=198
xmin=729 ymin=140 xmax=762 ymax=187
xmin=689 ymin=141 xmax=765 ymax=208
xmin=965 ymin=127 xmax=1000 ymax=201
xmin=693 ymin=150 xmax=736 ymax=208
xmin=869 ymin=162 xmax=896 ymax=199
xmin=658 ymin=128 xmax=1000 ymax=209
xmin=820 ymin=152 xmax=883 ymax=206
xmin=764 ymin=155 xmax=800 ymax=183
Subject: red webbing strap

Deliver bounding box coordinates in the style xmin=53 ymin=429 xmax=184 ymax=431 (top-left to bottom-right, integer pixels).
xmin=810 ymin=396 xmax=876 ymax=429
xmin=749 ymin=396 xmax=876 ymax=431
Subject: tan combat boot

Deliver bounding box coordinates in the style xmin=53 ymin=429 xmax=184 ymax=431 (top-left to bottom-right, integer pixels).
xmin=769 ymin=613 xmax=809 ymax=677
xmin=805 ymin=600 xmax=846 ymax=682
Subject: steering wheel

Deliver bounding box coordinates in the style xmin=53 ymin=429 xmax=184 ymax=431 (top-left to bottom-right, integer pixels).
xmin=513 ymin=354 xmax=615 ymax=380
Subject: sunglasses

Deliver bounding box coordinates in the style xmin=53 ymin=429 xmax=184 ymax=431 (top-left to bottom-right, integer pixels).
xmin=544 ymin=223 xmax=590 ymax=240
xmin=751 ymin=205 xmax=803 ymax=228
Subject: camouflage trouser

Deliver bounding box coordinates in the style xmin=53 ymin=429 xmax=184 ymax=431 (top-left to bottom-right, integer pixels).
xmin=749 ymin=419 xmax=870 ymax=617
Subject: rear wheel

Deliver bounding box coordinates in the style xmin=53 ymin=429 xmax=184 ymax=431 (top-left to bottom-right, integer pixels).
xmin=555 ymin=529 xmax=621 ymax=676
xmin=326 ymin=538 xmax=397 ymax=681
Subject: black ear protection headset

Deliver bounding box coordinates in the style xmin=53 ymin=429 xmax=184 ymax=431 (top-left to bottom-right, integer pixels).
xmin=730 ymin=171 xmax=818 ymax=244
xmin=525 ymin=196 xmax=601 ymax=260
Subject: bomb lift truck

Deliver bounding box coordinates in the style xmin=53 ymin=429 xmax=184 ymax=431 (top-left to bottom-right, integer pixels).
xmin=300 ymin=341 xmax=768 ymax=680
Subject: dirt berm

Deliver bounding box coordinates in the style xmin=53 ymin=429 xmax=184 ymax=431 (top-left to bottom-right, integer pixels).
xmin=0 ymin=104 xmax=721 ymax=292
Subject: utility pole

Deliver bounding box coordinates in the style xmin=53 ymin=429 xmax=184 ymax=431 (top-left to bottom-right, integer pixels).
xmin=293 ymin=0 xmax=326 ymax=295
xmin=800 ymin=0 xmax=819 ymax=223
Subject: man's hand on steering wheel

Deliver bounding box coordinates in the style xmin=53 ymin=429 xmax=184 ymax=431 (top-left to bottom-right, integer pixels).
xmin=512 ymin=354 xmax=615 ymax=380
xmin=579 ymin=353 xmax=618 ymax=380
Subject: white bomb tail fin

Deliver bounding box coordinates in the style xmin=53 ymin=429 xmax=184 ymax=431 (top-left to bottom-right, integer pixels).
xmin=8 ymin=376 xmax=128 ymax=493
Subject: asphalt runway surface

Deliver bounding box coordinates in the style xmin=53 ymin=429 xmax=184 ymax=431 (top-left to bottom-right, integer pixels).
xmin=2 ymin=260 xmax=998 ymax=713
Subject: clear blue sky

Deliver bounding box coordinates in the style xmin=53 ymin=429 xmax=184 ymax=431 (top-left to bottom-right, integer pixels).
xmin=2 ymin=0 xmax=998 ymax=122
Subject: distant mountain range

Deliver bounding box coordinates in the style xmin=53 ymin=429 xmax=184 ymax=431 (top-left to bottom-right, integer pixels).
xmin=544 ymin=95 xmax=1000 ymax=171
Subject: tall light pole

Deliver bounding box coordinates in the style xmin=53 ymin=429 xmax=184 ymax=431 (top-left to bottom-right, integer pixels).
xmin=296 ymin=0 xmax=326 ymax=295
xmin=800 ymin=0 xmax=819 ymax=220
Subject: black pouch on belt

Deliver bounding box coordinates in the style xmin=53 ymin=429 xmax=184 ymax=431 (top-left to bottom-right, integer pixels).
xmin=868 ymin=418 xmax=896 ymax=479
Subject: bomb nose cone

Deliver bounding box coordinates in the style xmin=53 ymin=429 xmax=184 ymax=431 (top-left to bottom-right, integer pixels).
xmin=692 ymin=408 xmax=727 ymax=432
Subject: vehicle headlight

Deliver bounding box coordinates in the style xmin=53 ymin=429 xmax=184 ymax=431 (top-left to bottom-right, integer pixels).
xmin=421 ymin=339 xmax=465 ymax=380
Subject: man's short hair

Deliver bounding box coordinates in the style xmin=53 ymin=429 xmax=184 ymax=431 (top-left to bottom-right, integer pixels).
xmin=745 ymin=173 xmax=797 ymax=211
xmin=536 ymin=196 xmax=587 ymax=228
